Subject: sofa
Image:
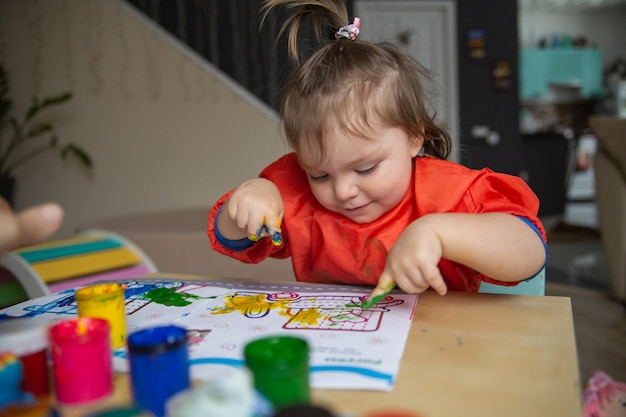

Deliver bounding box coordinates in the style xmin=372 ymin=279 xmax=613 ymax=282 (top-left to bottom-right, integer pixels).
xmin=589 ymin=116 xmax=626 ymax=303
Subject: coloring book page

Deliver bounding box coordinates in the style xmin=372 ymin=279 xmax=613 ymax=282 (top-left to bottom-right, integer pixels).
xmin=0 ymin=276 xmax=418 ymax=391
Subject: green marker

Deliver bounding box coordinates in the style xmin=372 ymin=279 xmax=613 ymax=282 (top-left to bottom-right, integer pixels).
xmin=361 ymin=281 xmax=396 ymax=309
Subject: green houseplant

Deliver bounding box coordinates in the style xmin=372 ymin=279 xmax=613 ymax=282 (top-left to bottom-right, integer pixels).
xmin=0 ymin=64 xmax=92 ymax=205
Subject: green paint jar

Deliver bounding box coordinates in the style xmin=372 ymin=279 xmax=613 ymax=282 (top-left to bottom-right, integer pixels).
xmin=87 ymin=406 xmax=153 ymax=417
xmin=244 ymin=336 xmax=310 ymax=411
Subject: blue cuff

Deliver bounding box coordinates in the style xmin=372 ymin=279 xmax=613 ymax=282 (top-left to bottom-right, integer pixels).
xmin=516 ymin=216 xmax=549 ymax=279
xmin=214 ymin=205 xmax=254 ymax=250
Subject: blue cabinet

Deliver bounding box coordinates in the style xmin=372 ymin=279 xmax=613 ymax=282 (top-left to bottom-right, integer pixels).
xmin=520 ymin=49 xmax=604 ymax=99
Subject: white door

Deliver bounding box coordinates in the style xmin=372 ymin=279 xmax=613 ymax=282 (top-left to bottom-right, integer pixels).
xmin=354 ymin=1 xmax=459 ymax=161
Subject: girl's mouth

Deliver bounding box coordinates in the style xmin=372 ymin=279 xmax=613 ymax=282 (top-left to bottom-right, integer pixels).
xmin=345 ymin=202 xmax=371 ymax=213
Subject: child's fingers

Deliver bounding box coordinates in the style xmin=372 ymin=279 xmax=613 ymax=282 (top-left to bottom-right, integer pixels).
xmin=246 ymin=218 xmax=268 ymax=241
xmin=265 ymin=212 xmax=284 ymax=246
xmin=423 ymin=267 xmax=447 ymax=295
xmin=370 ymin=272 xmax=396 ymax=298
xmin=248 ymin=213 xmax=283 ymax=246
xmin=227 ymin=186 xmax=283 ymax=246
xmin=252 ymin=227 xmax=282 ymax=246
xmin=249 ymin=212 xmax=283 ymax=245
xmin=390 ymin=263 xmax=446 ymax=296
xmin=266 ymin=228 xmax=283 ymax=246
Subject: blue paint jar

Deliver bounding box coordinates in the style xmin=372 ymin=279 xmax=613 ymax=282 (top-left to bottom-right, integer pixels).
xmin=127 ymin=325 xmax=190 ymax=417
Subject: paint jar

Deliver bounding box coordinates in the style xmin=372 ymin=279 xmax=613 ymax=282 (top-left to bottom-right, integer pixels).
xmin=86 ymin=406 xmax=155 ymax=417
xmin=75 ymin=282 xmax=127 ymax=349
xmin=127 ymin=325 xmax=190 ymax=417
xmin=271 ymin=404 xmax=336 ymax=417
xmin=165 ymin=367 xmax=273 ymax=417
xmin=50 ymin=317 xmax=113 ymax=404
xmin=0 ymin=317 xmax=50 ymax=396
xmin=0 ymin=352 xmax=24 ymax=408
xmin=244 ymin=335 xmax=310 ymax=410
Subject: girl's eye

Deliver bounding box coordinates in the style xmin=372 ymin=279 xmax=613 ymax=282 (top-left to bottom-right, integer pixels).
xmin=356 ymin=164 xmax=377 ymax=175
xmin=309 ymin=173 xmax=328 ymax=181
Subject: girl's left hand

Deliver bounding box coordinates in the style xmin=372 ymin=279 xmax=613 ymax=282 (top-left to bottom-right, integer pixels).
xmin=379 ymin=220 xmax=448 ymax=295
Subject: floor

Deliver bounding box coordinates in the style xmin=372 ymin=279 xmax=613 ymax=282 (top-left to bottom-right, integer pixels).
xmin=543 ymin=153 xmax=612 ymax=293
xmin=540 ymin=166 xmax=626 ymax=392
xmin=543 ymin=202 xmax=611 ymax=293
xmin=545 ymin=280 xmax=626 ymax=393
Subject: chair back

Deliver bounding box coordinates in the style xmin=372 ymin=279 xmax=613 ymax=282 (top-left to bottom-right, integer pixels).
xmin=0 ymin=230 xmax=157 ymax=304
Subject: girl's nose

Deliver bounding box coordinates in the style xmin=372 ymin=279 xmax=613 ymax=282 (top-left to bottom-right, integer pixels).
xmin=333 ymin=177 xmax=359 ymax=201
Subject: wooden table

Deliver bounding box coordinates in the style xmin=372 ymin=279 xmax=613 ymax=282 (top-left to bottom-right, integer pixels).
xmin=3 ymin=274 xmax=583 ymax=417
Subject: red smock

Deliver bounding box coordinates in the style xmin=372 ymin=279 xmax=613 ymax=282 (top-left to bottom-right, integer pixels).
xmin=208 ymin=153 xmax=546 ymax=292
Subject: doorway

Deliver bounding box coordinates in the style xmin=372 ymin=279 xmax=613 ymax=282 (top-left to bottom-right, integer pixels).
xmin=354 ymin=1 xmax=460 ymax=161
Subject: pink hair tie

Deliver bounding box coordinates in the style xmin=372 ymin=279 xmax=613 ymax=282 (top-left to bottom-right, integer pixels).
xmin=336 ymin=17 xmax=360 ymax=40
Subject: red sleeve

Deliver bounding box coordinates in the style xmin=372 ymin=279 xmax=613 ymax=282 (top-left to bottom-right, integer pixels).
xmin=415 ymin=159 xmax=546 ymax=243
xmin=414 ymin=159 xmax=547 ymax=289
xmin=463 ymin=171 xmax=547 ymax=243
xmin=462 ymin=170 xmax=547 ymax=286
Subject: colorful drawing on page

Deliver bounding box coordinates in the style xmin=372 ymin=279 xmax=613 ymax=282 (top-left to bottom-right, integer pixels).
xmin=211 ymin=291 xmax=403 ymax=331
xmin=0 ymin=278 xmax=418 ymax=392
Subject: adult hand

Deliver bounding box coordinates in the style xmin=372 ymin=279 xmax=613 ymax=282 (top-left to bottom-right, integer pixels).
xmin=0 ymin=197 xmax=64 ymax=252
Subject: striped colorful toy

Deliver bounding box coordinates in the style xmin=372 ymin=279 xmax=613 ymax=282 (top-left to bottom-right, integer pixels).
xmin=0 ymin=230 xmax=157 ymax=306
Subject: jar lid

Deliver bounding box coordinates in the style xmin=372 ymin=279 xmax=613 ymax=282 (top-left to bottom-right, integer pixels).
xmin=0 ymin=317 xmax=49 ymax=355
xmin=127 ymin=325 xmax=188 ymax=355
xmin=75 ymin=283 xmax=124 ymax=302
xmin=87 ymin=406 xmax=152 ymax=417
xmin=49 ymin=317 xmax=110 ymax=345
xmin=272 ymin=404 xmax=336 ymax=417
xmin=244 ymin=336 xmax=309 ymax=371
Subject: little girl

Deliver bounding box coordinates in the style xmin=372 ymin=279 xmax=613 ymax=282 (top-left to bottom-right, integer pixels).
xmin=207 ymin=0 xmax=547 ymax=297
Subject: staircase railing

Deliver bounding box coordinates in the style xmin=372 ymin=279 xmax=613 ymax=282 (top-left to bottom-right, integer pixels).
xmin=124 ymin=0 xmax=353 ymax=112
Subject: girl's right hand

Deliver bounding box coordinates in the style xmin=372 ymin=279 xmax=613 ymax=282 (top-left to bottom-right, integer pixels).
xmin=224 ymin=178 xmax=284 ymax=243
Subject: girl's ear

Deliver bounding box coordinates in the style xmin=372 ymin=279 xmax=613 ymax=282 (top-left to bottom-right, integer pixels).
xmin=410 ymin=135 xmax=425 ymax=158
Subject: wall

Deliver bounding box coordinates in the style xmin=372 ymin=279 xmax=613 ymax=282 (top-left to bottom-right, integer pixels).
xmin=519 ymin=7 xmax=626 ymax=67
xmin=0 ymin=0 xmax=288 ymax=239
xmin=7 ymin=1 xmax=619 ymax=242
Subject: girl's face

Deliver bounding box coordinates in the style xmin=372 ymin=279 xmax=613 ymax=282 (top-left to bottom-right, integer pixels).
xmin=299 ymin=120 xmax=423 ymax=224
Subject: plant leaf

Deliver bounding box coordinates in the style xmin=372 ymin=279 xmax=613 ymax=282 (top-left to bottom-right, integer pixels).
xmin=61 ymin=143 xmax=93 ymax=168
xmin=0 ymin=63 xmax=91 ymax=176
xmin=26 ymin=123 xmax=54 ymax=139
xmin=25 ymin=92 xmax=73 ymax=122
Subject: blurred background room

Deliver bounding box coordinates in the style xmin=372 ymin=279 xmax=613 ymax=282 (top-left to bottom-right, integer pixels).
xmin=0 ymin=0 xmax=624 ymax=387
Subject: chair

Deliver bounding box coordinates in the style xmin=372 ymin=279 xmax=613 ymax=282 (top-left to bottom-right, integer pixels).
xmin=0 ymin=266 xmax=29 ymax=309
xmin=589 ymin=116 xmax=626 ymax=303
xmin=478 ymin=267 xmax=546 ymax=296
xmin=0 ymin=230 xmax=157 ymax=304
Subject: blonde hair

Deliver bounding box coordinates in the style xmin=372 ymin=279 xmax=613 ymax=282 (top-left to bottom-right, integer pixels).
xmin=261 ymin=0 xmax=452 ymax=163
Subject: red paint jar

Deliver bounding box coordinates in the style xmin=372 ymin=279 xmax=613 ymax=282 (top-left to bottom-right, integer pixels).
xmin=0 ymin=317 xmax=50 ymax=396
xmin=50 ymin=317 xmax=113 ymax=405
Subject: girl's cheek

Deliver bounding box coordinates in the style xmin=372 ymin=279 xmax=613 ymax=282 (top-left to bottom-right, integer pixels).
xmin=309 ymin=183 xmax=327 ymax=203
